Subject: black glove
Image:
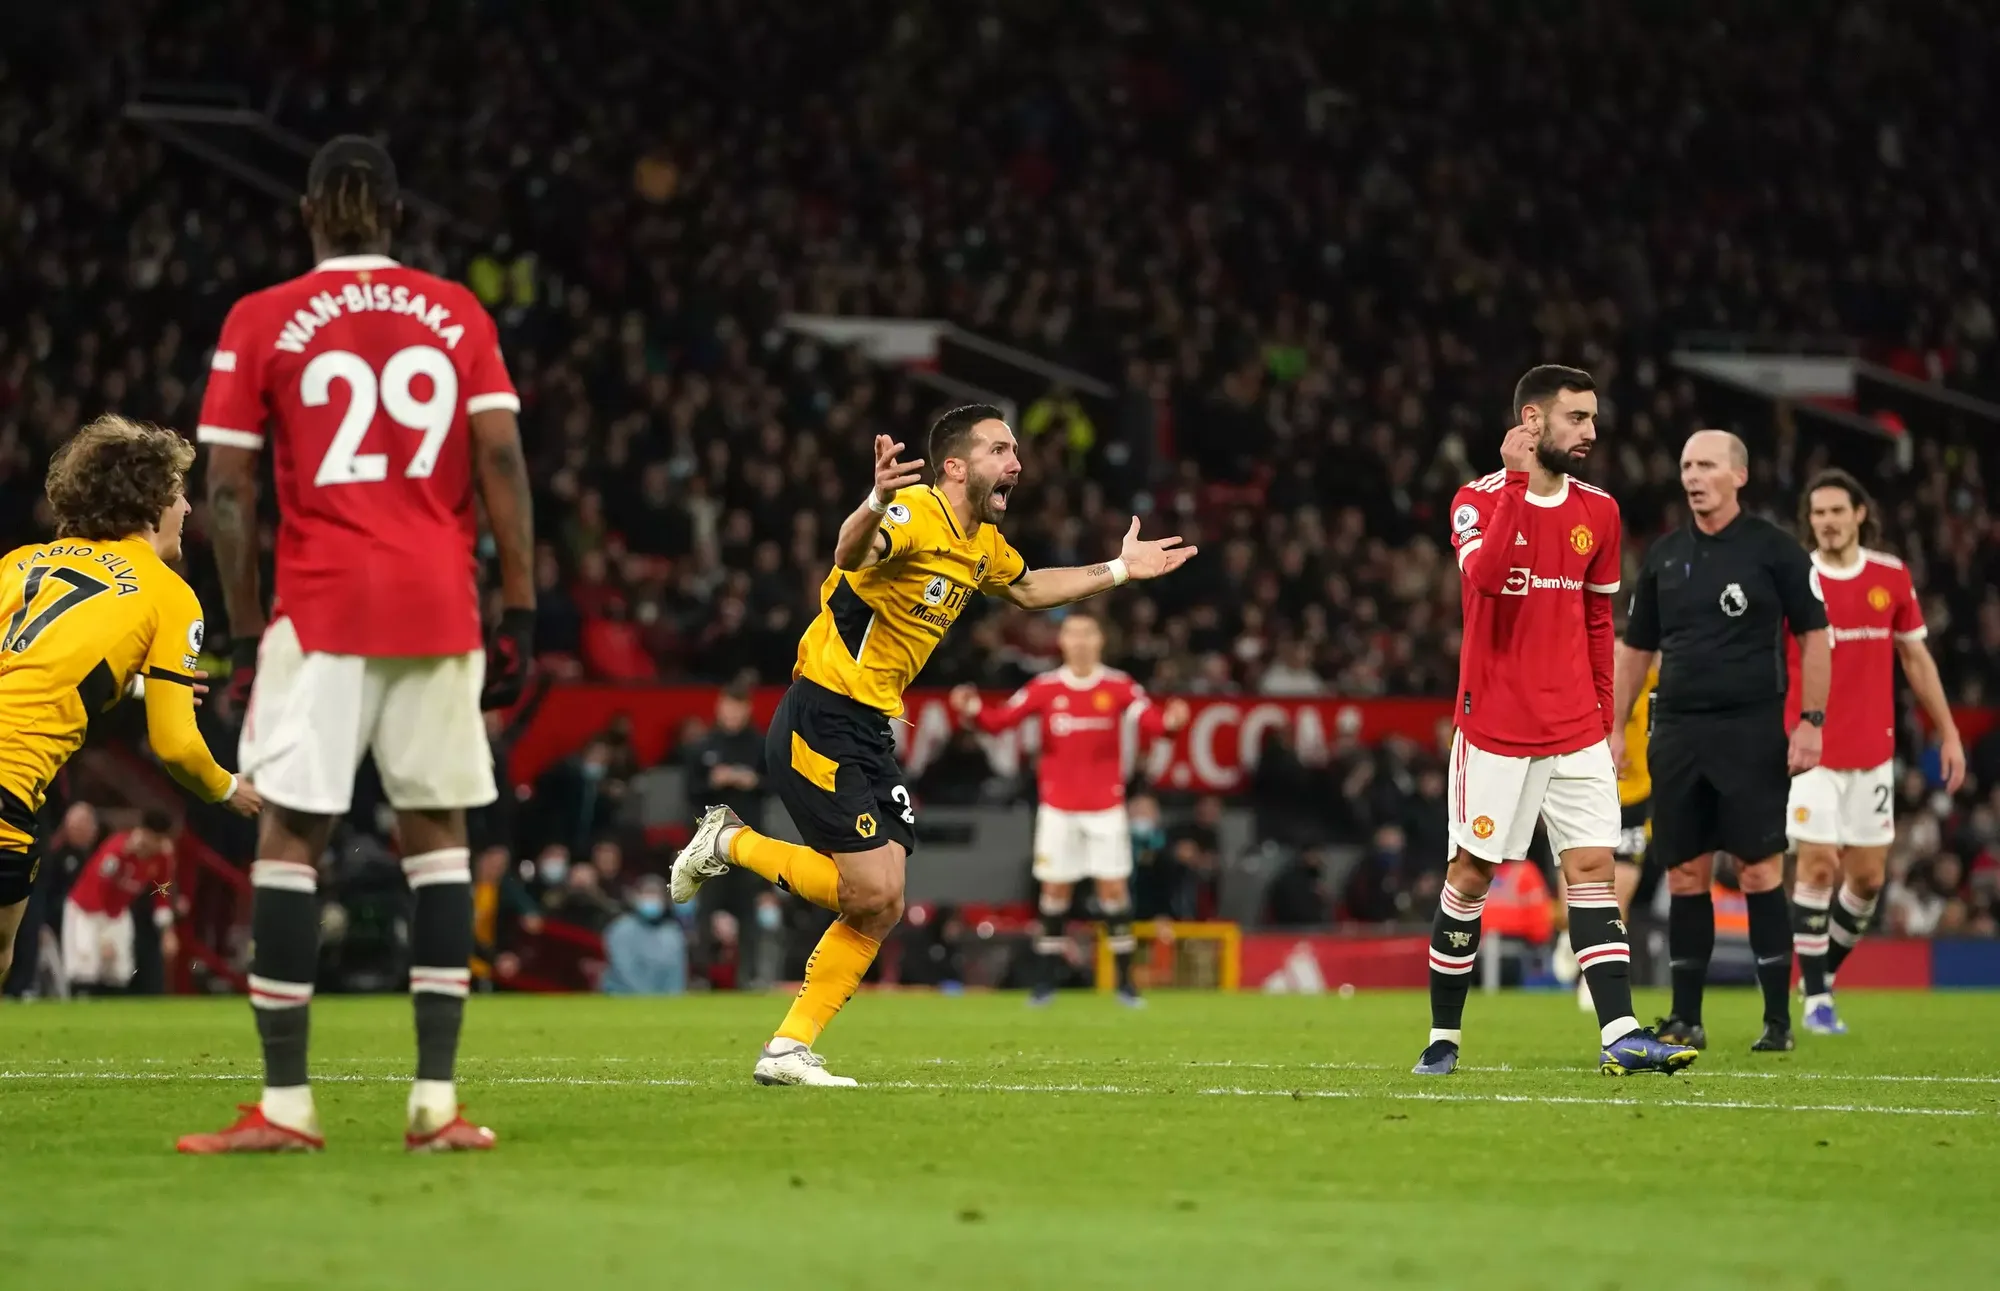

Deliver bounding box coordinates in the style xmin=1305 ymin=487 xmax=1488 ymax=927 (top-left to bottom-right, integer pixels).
xmin=224 ymin=636 xmax=260 ymax=711
xmin=481 ymin=607 xmax=536 ymax=710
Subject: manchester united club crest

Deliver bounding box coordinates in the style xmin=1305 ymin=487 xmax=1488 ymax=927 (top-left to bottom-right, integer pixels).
xmin=1867 ymin=585 xmax=1891 ymax=612
xmin=1569 ymin=524 xmax=1594 ymax=555
xmin=1094 ymin=690 xmax=1113 ymax=711
xmin=1471 ymin=815 xmax=1495 ymax=840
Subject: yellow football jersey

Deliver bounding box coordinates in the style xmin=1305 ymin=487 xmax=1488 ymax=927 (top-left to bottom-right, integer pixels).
xmin=1618 ymin=666 xmax=1658 ymax=807
xmin=795 ymin=485 xmax=1027 ymax=717
xmin=0 ymin=536 xmax=235 ymax=850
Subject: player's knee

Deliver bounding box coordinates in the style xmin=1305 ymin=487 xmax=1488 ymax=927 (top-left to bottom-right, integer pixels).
xmin=841 ymin=860 xmax=905 ymax=925
xmin=1665 ymin=862 xmax=1709 ymax=897
xmin=1445 ymin=852 xmax=1496 ymax=898
xmin=1737 ymin=856 xmax=1785 ymax=894
xmin=1846 ymin=869 xmax=1884 ymax=901
xmin=1561 ymin=847 xmax=1615 ymax=886
xmin=1039 ymin=882 xmax=1075 ymax=911
xmin=1795 ymin=844 xmax=1839 ymax=887
xmin=1096 ymin=878 xmax=1130 ymax=910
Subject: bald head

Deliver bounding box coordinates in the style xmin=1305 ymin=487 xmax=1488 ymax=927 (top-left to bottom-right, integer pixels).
xmin=1680 ymin=428 xmax=1750 ymax=524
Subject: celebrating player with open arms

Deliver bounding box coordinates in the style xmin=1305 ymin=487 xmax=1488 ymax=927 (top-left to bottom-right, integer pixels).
xmin=0 ymin=418 xmax=263 ymax=992
xmin=178 ymin=137 xmax=536 ymax=1153
xmin=1786 ymin=469 xmax=1963 ymax=1036
xmin=670 ymin=405 xmax=1195 ymax=1085
xmin=1417 ymin=365 xmax=1697 ymax=1078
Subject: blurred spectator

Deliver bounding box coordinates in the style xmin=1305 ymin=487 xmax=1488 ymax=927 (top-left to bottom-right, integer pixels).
xmin=678 ymin=683 xmax=772 ymax=924
xmin=1265 ymin=847 xmax=1332 ymax=926
xmin=5 ymin=801 xmax=100 ymax=998
xmin=600 ymin=875 xmax=688 ymax=996
xmin=588 ymin=838 xmax=630 ymax=905
xmin=1168 ymin=795 xmax=1226 ymax=919
xmin=1340 ymin=825 xmax=1409 ymax=924
xmin=1128 ymin=792 xmax=1189 ymax=920
xmin=916 ymin=728 xmax=999 ymax=806
xmin=547 ymin=862 xmax=622 ymax=933
xmin=898 ymin=903 xmax=968 ymax=988
xmin=530 ymin=737 xmax=629 ymax=857
xmin=471 ymin=844 xmax=541 ymax=989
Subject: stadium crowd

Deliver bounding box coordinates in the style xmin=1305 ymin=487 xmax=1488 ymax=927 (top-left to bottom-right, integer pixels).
xmin=1 ymin=0 xmax=1998 ymax=971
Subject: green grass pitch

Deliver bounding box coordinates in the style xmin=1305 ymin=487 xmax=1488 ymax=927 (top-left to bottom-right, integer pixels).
xmin=5 ymin=988 xmax=1996 ymax=1290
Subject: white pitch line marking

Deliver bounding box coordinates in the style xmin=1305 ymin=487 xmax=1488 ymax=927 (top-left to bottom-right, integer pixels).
xmin=3 ymin=1070 xmax=1978 ymax=1117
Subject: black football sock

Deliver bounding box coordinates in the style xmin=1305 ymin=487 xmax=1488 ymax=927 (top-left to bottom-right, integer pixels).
xmin=1667 ymin=892 xmax=1714 ymax=1026
xmin=248 ymin=860 xmax=320 ymax=1096
xmin=1033 ymin=893 xmax=1067 ymax=993
xmin=1565 ymin=880 xmax=1637 ymax=1044
xmin=1823 ymin=883 xmax=1879 ymax=981
xmin=1427 ymin=883 xmax=1485 ymax=1038
xmin=1746 ymin=888 xmax=1795 ymax=1026
xmin=404 ymin=849 xmax=475 ymax=1096
xmin=1791 ymin=882 xmax=1833 ymax=997
xmin=1103 ymin=900 xmax=1137 ymax=993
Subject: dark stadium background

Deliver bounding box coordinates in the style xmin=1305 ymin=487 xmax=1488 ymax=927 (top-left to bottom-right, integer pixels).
xmin=5 ymin=0 xmax=2000 ymax=1003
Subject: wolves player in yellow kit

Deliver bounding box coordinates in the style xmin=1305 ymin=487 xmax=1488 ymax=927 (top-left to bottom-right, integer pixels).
xmin=0 ymin=417 xmax=261 ymax=988
xmin=670 ymin=405 xmax=1195 ymax=1085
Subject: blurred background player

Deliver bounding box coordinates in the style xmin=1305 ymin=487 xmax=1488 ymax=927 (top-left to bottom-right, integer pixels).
xmin=62 ymin=810 xmax=179 ymax=997
xmin=0 ymin=417 xmax=261 ymax=991
xmin=1419 ymin=366 xmax=1694 ymax=1077
xmin=177 ymin=136 xmax=536 ymax=1154
xmin=1615 ymin=431 xmax=1828 ymax=1054
xmin=1786 ymin=470 xmax=1964 ymax=1035
xmin=949 ymin=610 xmax=1190 ymax=1006
xmin=669 ymin=408 xmax=1195 ymax=1086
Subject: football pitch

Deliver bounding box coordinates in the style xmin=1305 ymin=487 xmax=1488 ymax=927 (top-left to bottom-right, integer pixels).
xmin=5 ymin=990 xmax=1995 ymax=1290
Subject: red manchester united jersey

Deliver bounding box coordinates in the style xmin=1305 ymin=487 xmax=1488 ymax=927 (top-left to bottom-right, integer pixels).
xmin=1449 ymin=470 xmax=1622 ymax=757
xmin=971 ymin=668 xmax=1166 ymax=812
xmin=1787 ymin=548 xmax=1924 ymax=769
xmin=196 ymin=255 xmax=518 ymax=656
xmin=67 ymin=830 xmax=173 ymax=919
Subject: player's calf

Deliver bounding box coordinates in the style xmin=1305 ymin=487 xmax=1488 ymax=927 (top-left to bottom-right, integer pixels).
xmin=1825 ymin=851 xmax=1885 ymax=983
xmin=1031 ymin=883 xmax=1071 ymax=1003
xmin=1415 ymin=853 xmax=1490 ymax=1072
xmin=1562 ymin=851 xmax=1641 ymax=1049
xmin=246 ymin=856 xmax=321 ymax=1136
xmin=403 ymin=845 xmax=474 ymax=1138
xmin=1097 ymin=878 xmax=1140 ymax=1005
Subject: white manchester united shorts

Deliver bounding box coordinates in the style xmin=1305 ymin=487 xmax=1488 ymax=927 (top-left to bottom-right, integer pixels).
xmin=1032 ymin=805 xmax=1133 ymax=884
xmin=239 ymin=617 xmax=497 ymax=815
xmin=1447 ymin=730 xmax=1621 ymax=863
xmin=1786 ymin=762 xmax=1894 ymax=848
xmin=62 ymin=903 xmax=134 ymax=986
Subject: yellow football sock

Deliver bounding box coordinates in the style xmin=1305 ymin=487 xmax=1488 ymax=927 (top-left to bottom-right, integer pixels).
xmin=775 ymin=921 xmax=881 ymax=1048
xmin=729 ymin=827 xmax=842 ymax=912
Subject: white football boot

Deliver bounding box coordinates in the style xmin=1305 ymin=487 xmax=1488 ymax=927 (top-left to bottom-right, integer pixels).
xmin=753 ymin=1039 xmax=858 ymax=1087
xmin=670 ymin=804 xmax=741 ymax=905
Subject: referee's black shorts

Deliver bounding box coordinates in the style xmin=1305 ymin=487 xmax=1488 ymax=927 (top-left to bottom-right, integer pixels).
xmin=766 ymin=679 xmax=918 ymax=858
xmin=1648 ymin=702 xmax=1790 ymax=868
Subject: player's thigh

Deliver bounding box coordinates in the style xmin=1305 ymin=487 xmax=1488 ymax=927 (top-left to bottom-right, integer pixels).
xmin=1715 ymin=713 xmax=1791 ymax=864
xmin=0 ymin=845 xmax=36 ymax=912
xmin=1785 ymin=766 xmax=1844 ymax=847
xmin=240 ymin=618 xmax=370 ymax=815
xmin=106 ymin=914 xmax=135 ymax=982
xmin=1646 ymin=719 xmax=1721 ymax=868
xmin=1032 ymin=806 xmax=1089 ymax=884
xmin=1447 ymin=732 xmax=1543 ymax=863
xmin=1080 ymin=807 xmax=1134 ymax=883
xmin=1834 ymin=762 xmax=1896 ymax=849
xmin=370 ymin=651 xmax=498 ymax=812
xmin=1543 ymin=740 xmax=1621 ymax=857
xmin=60 ymin=906 xmax=99 ymax=981
xmin=768 ymin=683 xmax=917 ymax=858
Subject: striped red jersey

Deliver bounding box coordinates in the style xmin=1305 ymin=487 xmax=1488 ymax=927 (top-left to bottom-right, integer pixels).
xmin=1787 ymin=548 xmax=1924 ymax=769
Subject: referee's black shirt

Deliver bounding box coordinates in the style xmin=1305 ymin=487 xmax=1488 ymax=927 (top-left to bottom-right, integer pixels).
xmin=1625 ymin=511 xmax=1827 ymax=715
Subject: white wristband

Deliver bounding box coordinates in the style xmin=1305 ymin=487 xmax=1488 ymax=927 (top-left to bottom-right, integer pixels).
xmin=865 ymin=491 xmax=889 ymax=515
xmin=1107 ymin=557 xmax=1130 ymax=587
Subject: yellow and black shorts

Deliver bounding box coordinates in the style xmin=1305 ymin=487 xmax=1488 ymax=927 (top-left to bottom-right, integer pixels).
xmin=766 ymin=679 xmax=918 ymax=857
xmin=1614 ymin=800 xmax=1651 ymax=865
xmin=0 ymin=784 xmax=41 ymax=906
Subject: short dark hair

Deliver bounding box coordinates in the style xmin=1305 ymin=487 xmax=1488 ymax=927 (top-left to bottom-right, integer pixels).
xmin=928 ymin=404 xmax=1007 ymax=470
xmin=305 ymin=135 xmax=400 ymax=254
xmin=46 ymin=415 xmax=195 ymax=542
xmin=1512 ymin=365 xmax=1595 ymax=421
xmin=141 ymin=809 xmax=176 ymax=835
xmin=1799 ymin=467 xmax=1882 ymax=549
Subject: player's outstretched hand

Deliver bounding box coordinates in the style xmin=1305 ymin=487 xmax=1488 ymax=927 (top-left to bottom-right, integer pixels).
xmin=1499 ymin=422 xmax=1540 ymax=474
xmin=1118 ymin=517 xmax=1197 ymax=581
xmin=225 ymin=778 xmax=264 ymax=818
xmin=1787 ymin=720 xmax=1823 ymax=775
xmin=1161 ymin=697 xmax=1191 ymax=732
xmin=873 ymin=435 xmax=924 ymax=503
xmin=949 ymin=683 xmax=983 ymax=720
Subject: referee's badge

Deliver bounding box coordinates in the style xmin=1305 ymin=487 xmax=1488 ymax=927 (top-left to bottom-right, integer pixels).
xmin=1719 ymin=582 xmax=1749 ymax=617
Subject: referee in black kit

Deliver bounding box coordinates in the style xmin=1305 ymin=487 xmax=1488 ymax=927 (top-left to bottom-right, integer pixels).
xmin=1611 ymin=429 xmax=1830 ymax=1053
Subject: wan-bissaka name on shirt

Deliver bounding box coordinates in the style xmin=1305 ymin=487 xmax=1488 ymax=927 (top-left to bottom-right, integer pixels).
xmin=261 ymin=284 xmax=468 ymax=354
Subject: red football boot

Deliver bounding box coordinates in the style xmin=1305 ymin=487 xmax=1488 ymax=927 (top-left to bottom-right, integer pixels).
xmin=405 ymin=1110 xmax=497 ymax=1153
xmin=177 ymin=1104 xmax=325 ymax=1154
